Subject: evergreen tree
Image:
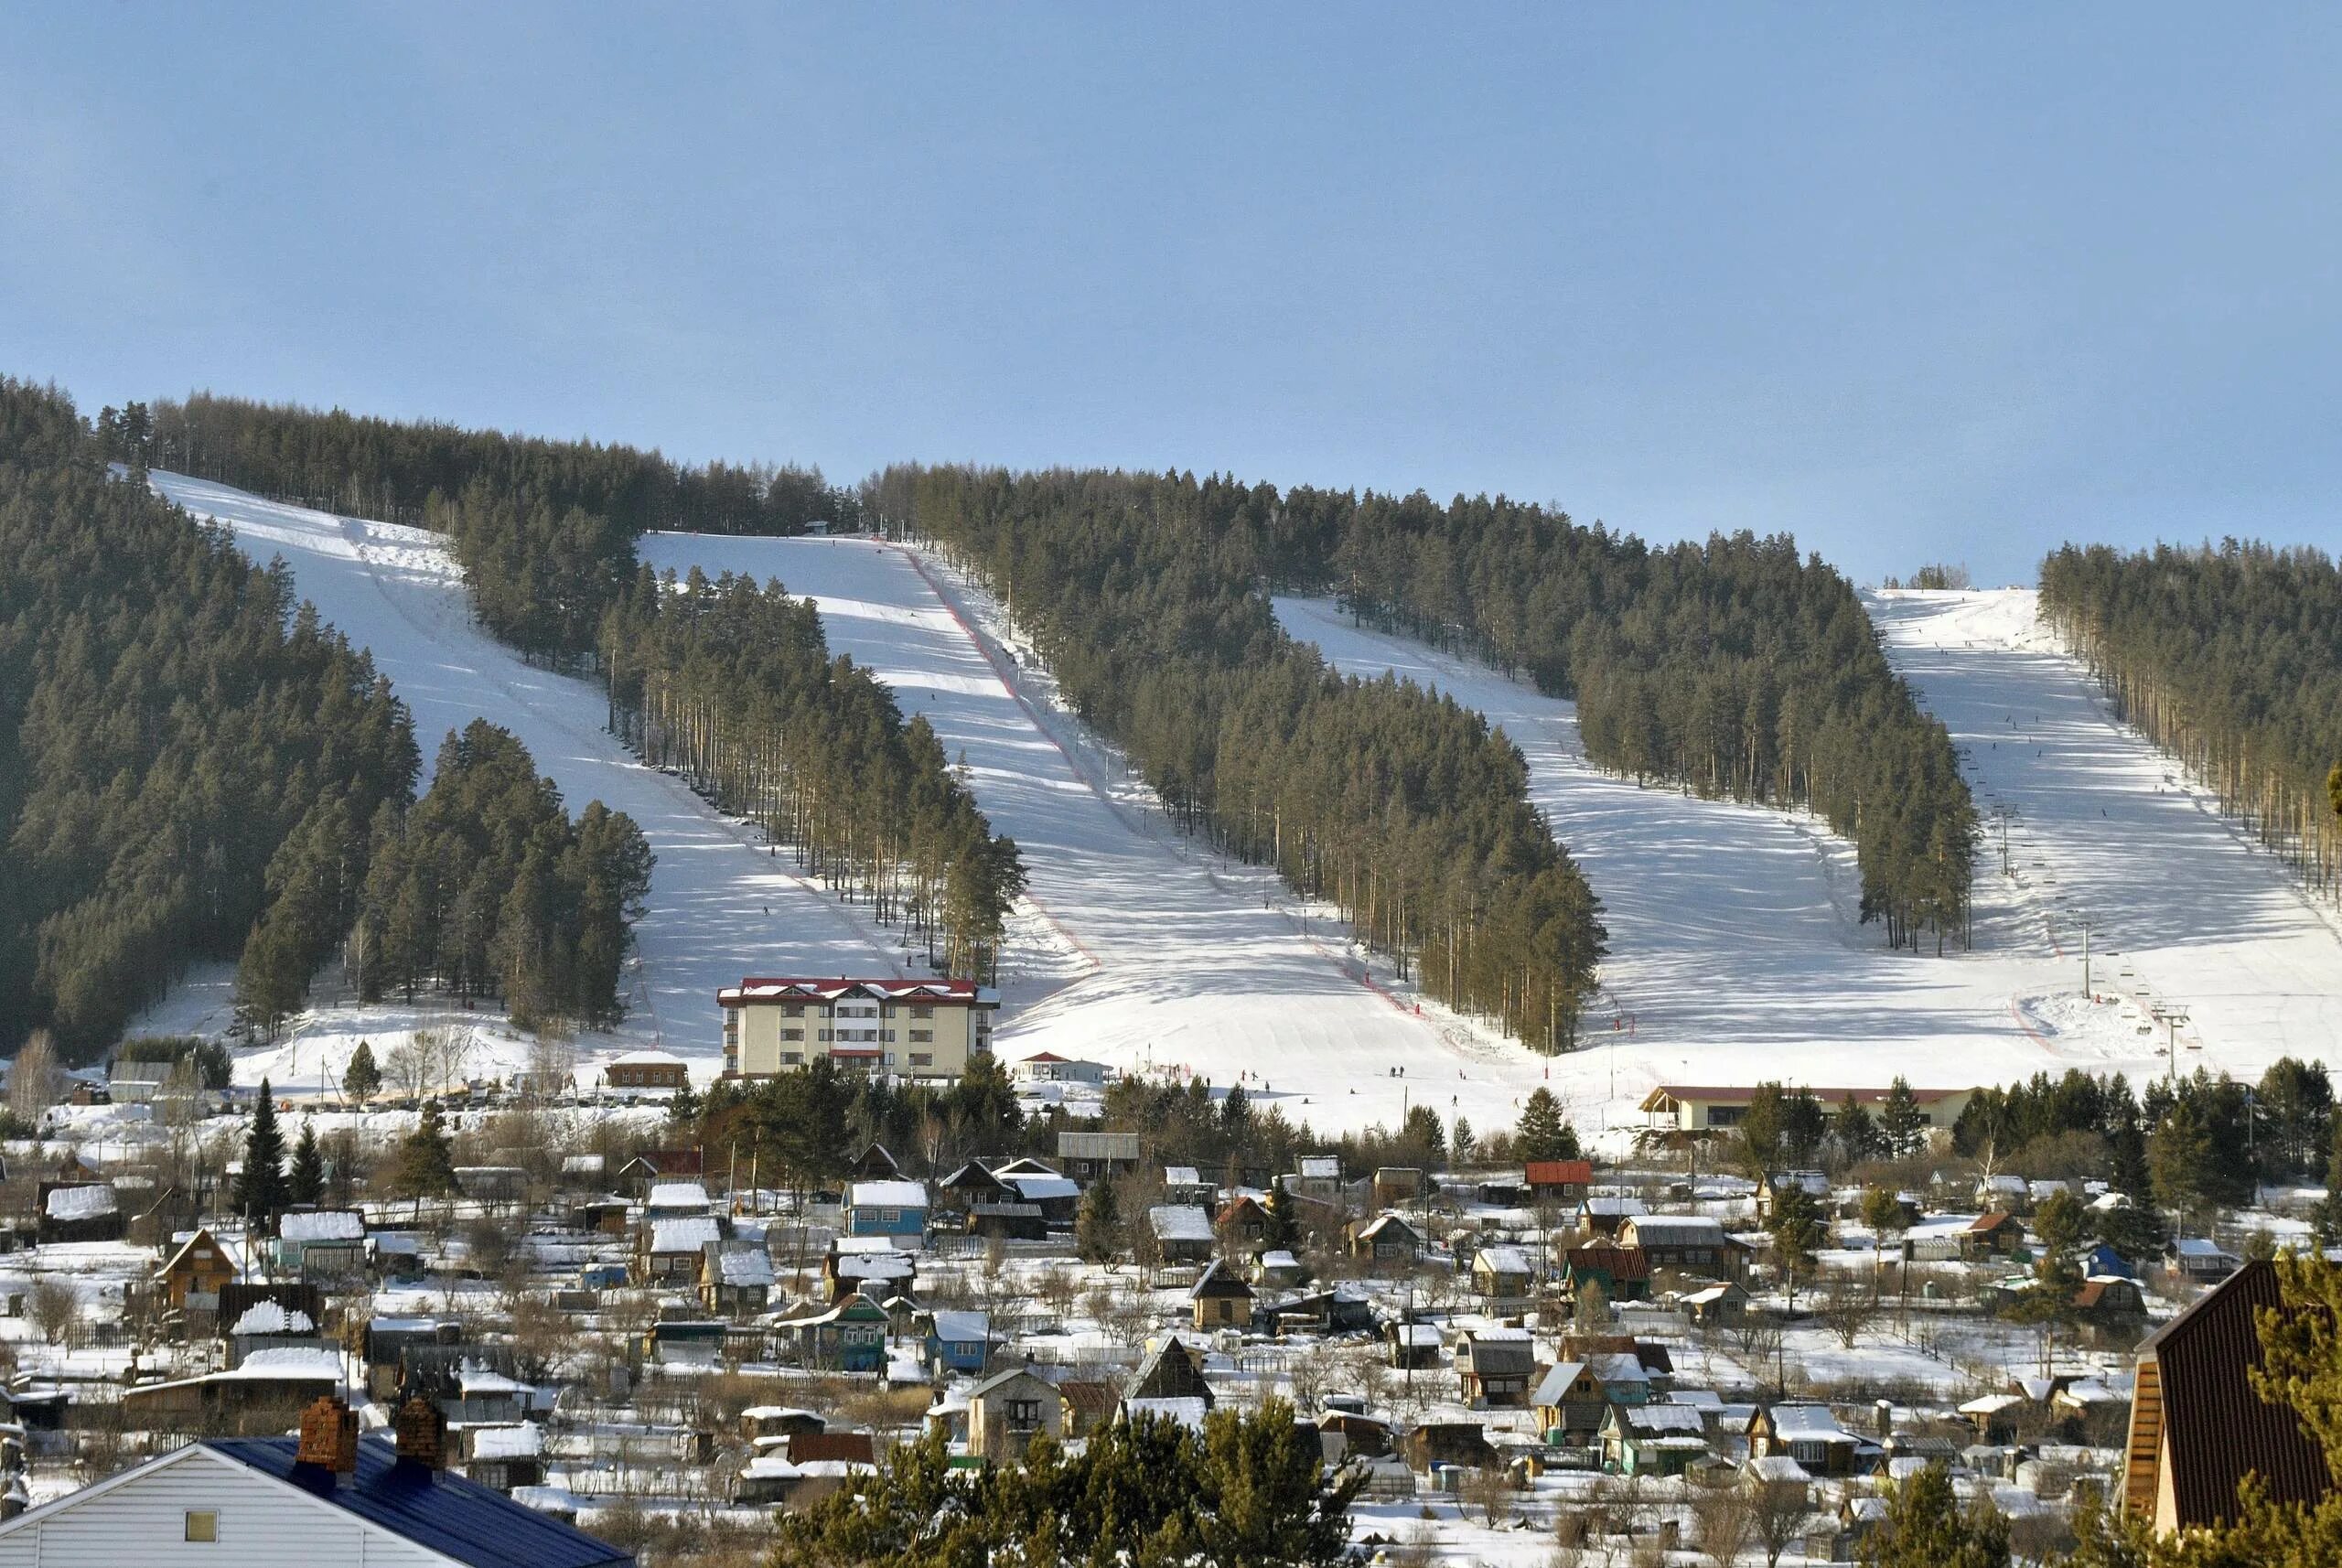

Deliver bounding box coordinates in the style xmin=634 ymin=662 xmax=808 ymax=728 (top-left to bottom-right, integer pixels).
xmin=1880 ymin=1077 xmax=1928 ymax=1159
xmin=234 ymin=1079 xmax=290 ymax=1224
xmin=1077 ymin=1176 xmax=1123 ymax=1265
xmin=668 ymin=1079 xmax=700 ymax=1131
xmin=392 ymin=1099 xmax=460 ymax=1204
xmin=1516 ymin=1088 xmax=1571 ymax=1161
xmin=343 ymin=1039 xmax=382 ymax=1107
xmin=2315 ymin=1113 xmax=2342 ymax=1246
xmin=1261 ymin=1176 xmax=1300 ymax=1255
xmin=1834 ymin=1092 xmax=1883 ymax=1167
xmin=1860 ymin=1464 xmax=2009 ymax=1568
xmin=287 ymin=1120 xmax=326 ymax=1207
xmin=1767 ymin=1183 xmax=1827 ymax=1310
xmin=2149 ymin=1098 xmax=2218 ymax=1238
xmin=1861 ymin=1185 xmax=1907 ymax=1294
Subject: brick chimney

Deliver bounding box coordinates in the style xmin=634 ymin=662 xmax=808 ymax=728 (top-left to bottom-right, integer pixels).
xmin=295 ymin=1394 xmax=359 ymax=1478
xmin=392 ymin=1391 xmax=446 ymax=1474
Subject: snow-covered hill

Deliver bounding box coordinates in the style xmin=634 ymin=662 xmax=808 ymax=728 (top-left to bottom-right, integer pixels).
xmin=1871 ymin=588 xmax=2342 ymax=1081
xmin=128 ymin=469 xmax=2339 ymax=1132
xmin=135 ymin=474 xmax=907 ymax=1091
xmin=637 ymin=532 xmax=1555 ymax=1135
xmin=1279 ymin=589 xmax=2342 ymax=1121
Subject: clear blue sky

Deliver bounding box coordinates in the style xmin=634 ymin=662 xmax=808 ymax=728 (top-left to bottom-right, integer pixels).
xmin=5 ymin=5 xmax=2339 ymax=585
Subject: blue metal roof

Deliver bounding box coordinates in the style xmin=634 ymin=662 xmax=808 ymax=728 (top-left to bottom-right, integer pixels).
xmin=205 ymin=1435 xmax=633 ymax=1568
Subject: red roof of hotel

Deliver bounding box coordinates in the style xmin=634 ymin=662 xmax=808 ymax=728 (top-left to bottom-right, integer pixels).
xmin=719 ymin=977 xmax=995 ymax=1005
xmin=1641 ymin=1084 xmax=1969 ymax=1108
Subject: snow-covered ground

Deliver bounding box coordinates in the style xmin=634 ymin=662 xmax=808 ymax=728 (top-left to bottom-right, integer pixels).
xmin=125 ymin=470 xmax=2338 ymax=1131
xmin=135 ymin=474 xmax=908 ymax=1090
xmin=1871 ymin=588 xmax=2342 ymax=1082
xmin=637 ymin=532 xmax=1552 ymax=1135
xmin=1279 ymin=589 xmax=2342 ymax=1126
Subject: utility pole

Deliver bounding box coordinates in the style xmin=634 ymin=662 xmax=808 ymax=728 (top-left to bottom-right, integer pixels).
xmin=2079 ymin=918 xmax=2093 ymax=997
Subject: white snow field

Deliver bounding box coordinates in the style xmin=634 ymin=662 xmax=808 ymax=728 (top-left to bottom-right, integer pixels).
xmin=134 ymin=473 xmax=906 ymax=1090
xmin=1870 ymin=588 xmax=2342 ymax=1084
xmin=1279 ymin=589 xmax=2342 ymax=1133
xmin=637 ymin=532 xmax=1559 ymax=1135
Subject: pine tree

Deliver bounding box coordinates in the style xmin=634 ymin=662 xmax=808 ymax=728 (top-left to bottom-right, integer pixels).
xmin=1767 ymin=1183 xmax=1827 ymax=1311
xmin=343 ymin=1039 xmax=382 ymax=1107
xmin=392 ymin=1099 xmax=460 ymax=1204
xmin=287 ymin=1119 xmax=326 ymax=1207
xmin=1261 ymin=1176 xmax=1300 ymax=1255
xmin=1834 ymin=1093 xmax=1882 ymax=1168
xmin=2150 ymin=1098 xmax=2218 ymax=1238
xmin=1880 ymin=1077 xmax=1928 ymax=1159
xmin=1863 ymin=1464 xmax=2010 ymax=1568
xmin=1077 ymin=1176 xmax=1123 ymax=1265
xmin=234 ymin=1079 xmax=290 ymax=1224
xmin=2315 ymin=1113 xmax=2342 ymax=1245
xmin=1516 ymin=1088 xmax=1569 ymax=1161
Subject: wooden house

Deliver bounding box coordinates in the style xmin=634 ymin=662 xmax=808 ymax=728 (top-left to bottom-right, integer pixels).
xmin=1455 ymin=1328 xmax=1535 ymax=1409
xmin=1189 ymin=1259 xmax=1253 ymax=1330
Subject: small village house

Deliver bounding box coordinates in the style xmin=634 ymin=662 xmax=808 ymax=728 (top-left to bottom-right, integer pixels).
xmin=1455 ymin=1327 xmax=1535 ymax=1409
xmin=1189 ymin=1259 xmax=1253 ymax=1329
xmin=967 ymin=1365 xmax=1063 ymax=1464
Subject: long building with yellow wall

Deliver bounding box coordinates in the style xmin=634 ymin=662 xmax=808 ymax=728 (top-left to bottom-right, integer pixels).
xmin=718 ymin=976 xmax=999 ymax=1081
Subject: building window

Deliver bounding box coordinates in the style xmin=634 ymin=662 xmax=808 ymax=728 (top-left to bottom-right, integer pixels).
xmin=882 ymin=1052 xmax=897 ymax=1066
xmin=782 ymin=1004 xmax=803 ymax=1017
xmin=781 ymin=1027 xmax=803 ymax=1041
xmin=186 ymin=1510 xmax=219 ymax=1542
xmin=910 ymin=1053 xmax=933 ymax=1068
xmin=818 ymin=1029 xmax=833 ymax=1042
xmin=909 ymin=1028 xmax=933 ymax=1043
xmin=881 ymin=1030 xmax=896 ymax=1043
xmin=911 ymin=1004 xmax=934 ymax=1019
xmin=1006 ymin=1398 xmax=1044 ymax=1431
xmin=782 ymin=1052 xmax=803 ymax=1066
xmin=882 ymin=1209 xmax=900 ymax=1224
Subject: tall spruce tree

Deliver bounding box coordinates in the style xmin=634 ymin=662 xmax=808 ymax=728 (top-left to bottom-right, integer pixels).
xmin=1880 ymin=1077 xmax=1928 ymax=1159
xmin=234 ymin=1079 xmax=289 ymax=1224
xmin=287 ymin=1120 xmax=327 ymax=1208
xmin=342 ymin=1039 xmax=382 ymax=1107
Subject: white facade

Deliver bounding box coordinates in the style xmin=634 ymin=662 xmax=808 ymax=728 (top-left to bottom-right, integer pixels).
xmin=0 ymin=1444 xmax=444 ymax=1568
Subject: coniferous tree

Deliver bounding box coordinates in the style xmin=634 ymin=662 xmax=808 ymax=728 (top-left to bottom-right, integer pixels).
xmin=2149 ymin=1098 xmax=2218 ymax=1238
xmin=343 ymin=1040 xmax=382 ymax=1107
xmin=1860 ymin=1464 xmax=2009 ymax=1568
xmin=1077 ymin=1176 xmax=1123 ymax=1265
xmin=234 ymin=1079 xmax=290 ymax=1225
xmin=393 ymin=1099 xmax=460 ymax=1205
xmin=1767 ymin=1183 xmax=1827 ymax=1311
xmin=1516 ymin=1089 xmax=1570 ymax=1161
xmin=1880 ymin=1077 xmax=1929 ymax=1159
xmin=287 ymin=1119 xmax=326 ymax=1207
xmin=1834 ymin=1092 xmax=1883 ymax=1168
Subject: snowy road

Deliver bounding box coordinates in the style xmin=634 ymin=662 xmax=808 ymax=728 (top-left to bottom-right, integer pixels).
xmin=639 ymin=532 xmax=1569 ymax=1134
xmin=139 ymin=474 xmax=904 ymax=1085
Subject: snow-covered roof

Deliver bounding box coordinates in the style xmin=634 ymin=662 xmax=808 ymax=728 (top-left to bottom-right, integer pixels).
xmin=231 ymin=1302 xmax=316 ymax=1337
xmin=470 ymin=1422 xmax=543 ymax=1460
xmin=649 ymin=1217 xmax=722 ymax=1254
xmin=562 ymin=1155 xmax=606 ymax=1175
xmin=279 ymin=1209 xmax=365 ymax=1242
xmin=742 ymin=1455 xmax=804 ymax=1480
xmin=1259 ymin=1249 xmax=1300 ymax=1270
xmin=929 ymin=1310 xmax=990 ymax=1343
xmin=1475 ymin=1244 xmax=1534 ymax=1274
xmin=1123 ymin=1396 xmax=1209 ymax=1430
xmin=832 ymin=1235 xmax=902 ymax=1255
xmin=43 ymin=1185 xmax=115 ymax=1220
xmin=716 ymin=1248 xmax=776 ymax=1287
xmin=459 ymin=1365 xmax=533 ymax=1396
xmin=1163 ymin=1166 xmax=1201 ymax=1187
xmin=721 ymin=977 xmax=994 ymax=1005
xmin=608 ymin=1050 xmax=687 ymax=1068
xmin=833 ymin=1251 xmax=913 ymax=1280
xmin=1614 ymin=1403 xmax=1705 ymax=1435
xmin=216 ymin=1347 xmax=344 ymax=1381
xmin=1582 ymin=1197 xmax=1649 ymax=1217
xmin=1532 ymin=1362 xmax=1587 ymax=1406
xmin=646 ymin=1182 xmax=710 ymax=1209
xmin=1147 ymin=1206 xmax=1214 ymax=1242
xmin=1622 ymin=1214 xmax=1723 ymax=1240
xmin=1767 ymin=1404 xmax=1850 ymax=1440
xmin=1005 ymin=1174 xmax=1078 ymax=1203
xmin=849 ymin=1180 xmax=929 ymax=1209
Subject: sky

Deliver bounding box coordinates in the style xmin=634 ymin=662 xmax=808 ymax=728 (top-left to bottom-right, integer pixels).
xmin=4 ymin=5 xmax=2339 ymax=585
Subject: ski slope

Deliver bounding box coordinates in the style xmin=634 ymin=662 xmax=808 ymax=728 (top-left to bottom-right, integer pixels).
xmin=135 ymin=473 xmax=904 ymax=1089
xmin=638 ymin=532 xmax=1561 ymax=1134
xmin=1279 ymin=590 xmax=2342 ymax=1127
xmin=1871 ymin=588 xmax=2342 ymax=1084
xmin=1274 ymin=598 xmax=2086 ymax=1127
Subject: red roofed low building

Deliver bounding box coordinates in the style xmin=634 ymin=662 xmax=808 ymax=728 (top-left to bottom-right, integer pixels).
xmin=1525 ymin=1159 xmax=1593 ymax=1204
xmin=720 ymin=977 xmax=999 ymax=1081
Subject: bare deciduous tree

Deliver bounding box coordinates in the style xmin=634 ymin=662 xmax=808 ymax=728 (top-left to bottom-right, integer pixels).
xmin=29 ymin=1275 xmax=81 ymax=1346
xmin=8 ymin=1030 xmax=64 ymax=1124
